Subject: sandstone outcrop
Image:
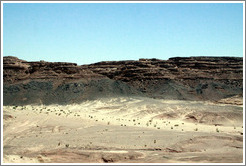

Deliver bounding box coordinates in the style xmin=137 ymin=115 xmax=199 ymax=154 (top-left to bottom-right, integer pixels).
xmin=85 ymin=57 xmax=243 ymax=100
xmin=3 ymin=56 xmax=105 ymax=83
xmin=3 ymin=56 xmax=243 ymax=105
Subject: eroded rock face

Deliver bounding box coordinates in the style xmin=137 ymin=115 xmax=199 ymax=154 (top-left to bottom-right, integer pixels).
xmin=85 ymin=57 xmax=243 ymax=100
xmin=85 ymin=57 xmax=242 ymax=81
xmin=3 ymin=56 xmax=141 ymax=105
xmin=3 ymin=56 xmax=105 ymax=83
xmin=3 ymin=56 xmax=243 ymax=105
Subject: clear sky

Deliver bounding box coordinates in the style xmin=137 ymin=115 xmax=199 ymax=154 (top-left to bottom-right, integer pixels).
xmin=3 ymin=2 xmax=244 ymax=65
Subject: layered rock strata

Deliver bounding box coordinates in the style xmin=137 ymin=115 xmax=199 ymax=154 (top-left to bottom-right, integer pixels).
xmin=85 ymin=57 xmax=243 ymax=100
xmin=3 ymin=56 xmax=243 ymax=105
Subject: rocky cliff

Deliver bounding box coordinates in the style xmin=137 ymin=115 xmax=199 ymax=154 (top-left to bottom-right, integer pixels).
xmin=85 ymin=57 xmax=243 ymax=101
xmin=3 ymin=56 xmax=243 ymax=105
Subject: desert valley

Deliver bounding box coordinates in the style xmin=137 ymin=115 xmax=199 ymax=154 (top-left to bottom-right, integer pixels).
xmin=2 ymin=56 xmax=244 ymax=163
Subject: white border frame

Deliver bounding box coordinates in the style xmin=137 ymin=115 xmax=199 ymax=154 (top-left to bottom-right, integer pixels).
xmin=0 ymin=1 xmax=245 ymax=3
xmin=1 ymin=1 xmax=245 ymax=165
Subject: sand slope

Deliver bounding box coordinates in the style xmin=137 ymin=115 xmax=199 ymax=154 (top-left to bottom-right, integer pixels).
xmin=3 ymin=97 xmax=243 ymax=163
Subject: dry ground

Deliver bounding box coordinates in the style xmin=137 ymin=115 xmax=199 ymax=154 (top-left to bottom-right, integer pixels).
xmin=2 ymin=97 xmax=244 ymax=163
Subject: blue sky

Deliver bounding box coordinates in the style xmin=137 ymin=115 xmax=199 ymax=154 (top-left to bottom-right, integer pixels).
xmin=3 ymin=3 xmax=244 ymax=65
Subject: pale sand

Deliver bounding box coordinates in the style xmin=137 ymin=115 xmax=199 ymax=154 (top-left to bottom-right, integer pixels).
xmin=3 ymin=97 xmax=243 ymax=163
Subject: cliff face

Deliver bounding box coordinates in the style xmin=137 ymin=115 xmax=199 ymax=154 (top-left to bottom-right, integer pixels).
xmin=85 ymin=57 xmax=243 ymax=100
xmin=86 ymin=57 xmax=242 ymax=81
xmin=3 ymin=56 xmax=243 ymax=105
xmin=3 ymin=56 xmax=141 ymax=105
xmin=3 ymin=56 xmax=104 ymax=83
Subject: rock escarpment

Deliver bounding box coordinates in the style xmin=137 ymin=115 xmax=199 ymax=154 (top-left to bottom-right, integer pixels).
xmin=3 ymin=56 xmax=104 ymax=83
xmin=3 ymin=56 xmax=243 ymax=105
xmin=85 ymin=57 xmax=243 ymax=100
xmin=3 ymin=56 xmax=141 ymax=105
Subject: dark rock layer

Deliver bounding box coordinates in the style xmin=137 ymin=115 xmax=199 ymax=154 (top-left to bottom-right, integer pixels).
xmin=85 ymin=57 xmax=243 ymax=101
xmin=3 ymin=56 xmax=243 ymax=105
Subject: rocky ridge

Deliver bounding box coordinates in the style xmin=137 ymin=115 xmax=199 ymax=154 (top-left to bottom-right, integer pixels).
xmin=3 ymin=56 xmax=243 ymax=105
xmin=3 ymin=56 xmax=105 ymax=83
xmin=85 ymin=57 xmax=243 ymax=101
xmin=86 ymin=57 xmax=242 ymax=81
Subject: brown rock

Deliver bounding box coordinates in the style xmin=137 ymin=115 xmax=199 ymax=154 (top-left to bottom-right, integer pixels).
xmin=3 ymin=56 xmax=243 ymax=104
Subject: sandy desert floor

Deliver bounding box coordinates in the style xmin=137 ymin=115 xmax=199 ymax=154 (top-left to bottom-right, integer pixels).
xmin=2 ymin=97 xmax=244 ymax=163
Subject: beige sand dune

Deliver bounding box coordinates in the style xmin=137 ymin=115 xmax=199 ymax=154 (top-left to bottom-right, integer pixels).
xmin=3 ymin=97 xmax=243 ymax=163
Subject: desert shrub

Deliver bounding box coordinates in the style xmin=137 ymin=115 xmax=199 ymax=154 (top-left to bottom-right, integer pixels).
xmin=216 ymin=128 xmax=219 ymax=132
